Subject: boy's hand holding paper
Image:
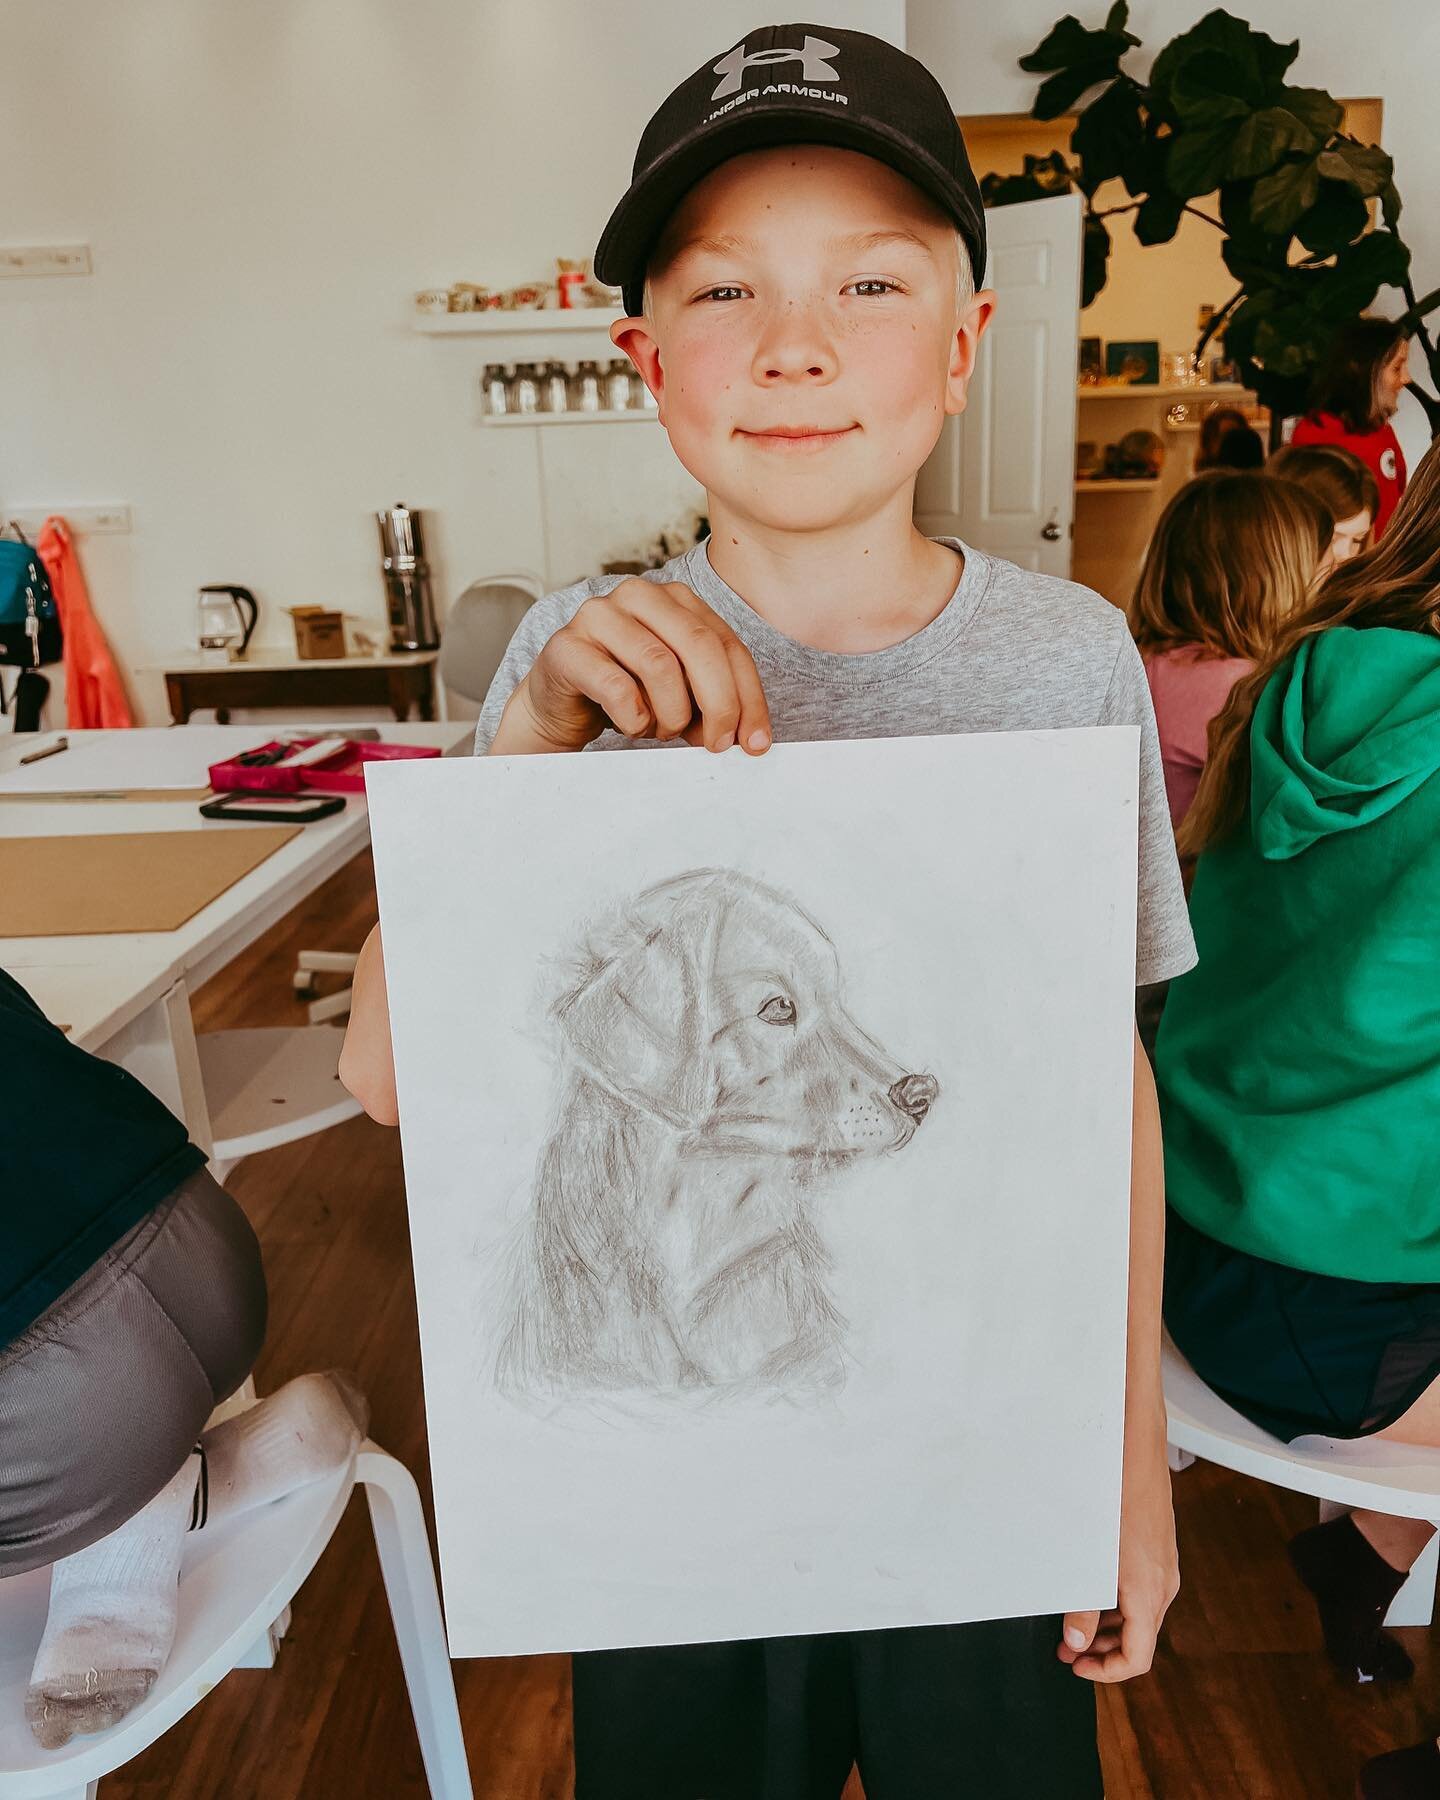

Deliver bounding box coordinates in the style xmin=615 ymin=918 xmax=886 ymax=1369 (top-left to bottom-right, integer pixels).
xmin=493 ymin=576 xmax=772 ymax=756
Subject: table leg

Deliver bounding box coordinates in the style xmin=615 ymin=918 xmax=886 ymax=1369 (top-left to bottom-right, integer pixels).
xmin=164 ymin=675 xmax=192 ymax=725
xmin=386 ymin=669 xmax=413 ymax=721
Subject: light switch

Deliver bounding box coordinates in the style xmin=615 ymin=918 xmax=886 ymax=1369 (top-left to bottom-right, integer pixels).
xmin=0 ymin=245 xmax=93 ymax=278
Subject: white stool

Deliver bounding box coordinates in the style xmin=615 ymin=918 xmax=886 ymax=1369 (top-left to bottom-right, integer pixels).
xmin=0 ymin=1443 xmax=473 ymax=1799
xmin=1165 ymin=1336 xmax=1440 ymax=1627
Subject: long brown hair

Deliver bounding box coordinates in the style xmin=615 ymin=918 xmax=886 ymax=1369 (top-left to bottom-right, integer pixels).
xmin=1307 ymin=315 xmax=1407 ymax=434
xmin=1267 ymin=443 xmax=1380 ymax=528
xmin=1129 ymin=472 xmax=1330 ymax=662
xmin=1180 ymin=440 xmax=1440 ymax=860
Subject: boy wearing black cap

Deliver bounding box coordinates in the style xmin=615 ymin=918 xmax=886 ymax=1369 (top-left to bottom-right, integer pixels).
xmin=341 ymin=20 xmax=1195 ymax=1798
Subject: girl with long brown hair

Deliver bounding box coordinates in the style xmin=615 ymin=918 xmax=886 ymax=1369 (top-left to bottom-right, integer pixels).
xmin=1129 ymin=471 xmax=1329 ymax=831
xmin=1158 ymin=443 xmax=1440 ymax=1800
xmin=1292 ymin=315 xmax=1411 ymax=534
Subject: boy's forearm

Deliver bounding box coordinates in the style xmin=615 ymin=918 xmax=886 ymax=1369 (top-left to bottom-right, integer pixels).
xmin=337 ymin=923 xmax=400 ymax=1126
xmin=1125 ymin=1027 xmax=1168 ymax=1456
xmin=487 ymin=679 xmax=578 ymax=755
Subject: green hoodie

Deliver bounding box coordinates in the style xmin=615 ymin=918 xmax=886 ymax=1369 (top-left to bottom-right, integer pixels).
xmin=1157 ymin=625 xmax=1440 ymax=1283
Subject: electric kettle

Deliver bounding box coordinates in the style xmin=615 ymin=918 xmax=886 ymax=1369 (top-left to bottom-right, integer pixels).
xmin=196 ymin=585 xmax=259 ymax=661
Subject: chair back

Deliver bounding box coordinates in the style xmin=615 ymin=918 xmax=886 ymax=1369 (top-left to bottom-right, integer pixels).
xmin=439 ymin=573 xmax=545 ymax=704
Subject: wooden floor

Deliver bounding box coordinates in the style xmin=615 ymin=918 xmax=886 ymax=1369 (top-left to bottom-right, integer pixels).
xmin=100 ymin=850 xmax=1439 ymax=1798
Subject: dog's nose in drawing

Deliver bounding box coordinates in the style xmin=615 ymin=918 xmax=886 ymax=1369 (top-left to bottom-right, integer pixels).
xmin=889 ymin=1072 xmax=938 ymax=1125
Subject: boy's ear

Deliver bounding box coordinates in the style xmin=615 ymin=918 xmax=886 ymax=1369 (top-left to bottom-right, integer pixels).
xmin=611 ymin=317 xmax=663 ymax=413
xmin=944 ymin=288 xmax=997 ymax=419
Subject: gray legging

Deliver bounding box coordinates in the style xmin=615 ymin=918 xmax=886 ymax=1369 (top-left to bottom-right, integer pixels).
xmin=0 ymin=1167 xmax=268 ymax=1576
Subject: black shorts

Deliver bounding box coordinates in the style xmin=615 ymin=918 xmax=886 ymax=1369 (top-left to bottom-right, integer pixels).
xmin=1164 ymin=1205 xmax=1440 ymax=1442
xmin=572 ymin=1616 xmax=1102 ymax=1800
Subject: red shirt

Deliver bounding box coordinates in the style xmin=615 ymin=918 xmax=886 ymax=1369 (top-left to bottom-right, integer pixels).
xmin=1291 ymin=412 xmax=1407 ymax=535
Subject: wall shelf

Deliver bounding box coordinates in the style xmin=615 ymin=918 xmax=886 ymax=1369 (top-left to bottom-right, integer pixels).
xmin=1075 ymin=479 xmax=1162 ymax=493
xmin=480 ymin=409 xmax=658 ymax=427
xmin=1077 ymin=383 xmax=1252 ymax=400
xmin=414 ymin=309 xmax=623 ymax=335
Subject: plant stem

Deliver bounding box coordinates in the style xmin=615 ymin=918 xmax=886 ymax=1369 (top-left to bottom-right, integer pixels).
xmin=1091 ymin=199 xmax=1142 ymax=221
xmin=1196 ymin=287 xmax=1246 ymax=359
xmin=1182 ymin=204 xmax=1223 ymax=229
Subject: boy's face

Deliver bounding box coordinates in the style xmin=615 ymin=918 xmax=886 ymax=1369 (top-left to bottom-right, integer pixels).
xmin=612 ymin=145 xmax=993 ymax=535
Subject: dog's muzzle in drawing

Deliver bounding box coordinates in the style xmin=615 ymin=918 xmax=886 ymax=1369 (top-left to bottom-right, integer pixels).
xmin=499 ymin=868 xmax=941 ymax=1401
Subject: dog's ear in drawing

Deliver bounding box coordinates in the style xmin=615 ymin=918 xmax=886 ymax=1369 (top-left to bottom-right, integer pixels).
xmin=554 ymin=884 xmax=719 ymax=1128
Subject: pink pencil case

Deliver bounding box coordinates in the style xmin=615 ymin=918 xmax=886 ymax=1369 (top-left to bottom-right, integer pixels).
xmin=208 ymin=737 xmax=441 ymax=795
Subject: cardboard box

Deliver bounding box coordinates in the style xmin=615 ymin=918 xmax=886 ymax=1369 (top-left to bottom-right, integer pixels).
xmin=288 ymin=607 xmax=346 ymax=659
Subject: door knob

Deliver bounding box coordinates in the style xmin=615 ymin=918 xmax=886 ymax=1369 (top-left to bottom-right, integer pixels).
xmin=1041 ymin=519 xmax=1063 ymax=542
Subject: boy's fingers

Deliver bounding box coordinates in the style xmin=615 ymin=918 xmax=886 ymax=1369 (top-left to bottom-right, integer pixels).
xmin=610 ymin=584 xmax=748 ymax=751
xmin=1060 ymin=1610 xmax=1100 ymax=1657
xmin=574 ymin=605 xmax=695 ymax=738
xmin=540 ymin=636 xmax=654 ymax=740
xmin=723 ymin=637 xmax=772 ymax=753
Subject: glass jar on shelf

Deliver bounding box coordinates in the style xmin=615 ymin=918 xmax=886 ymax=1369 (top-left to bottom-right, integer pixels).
xmin=569 ymin=359 xmax=603 ymax=412
xmin=540 ymin=360 xmax=570 ymax=413
xmin=604 ymin=358 xmax=634 ymax=411
xmin=481 ymin=363 xmax=510 ymax=416
xmin=509 ymin=362 xmax=540 ymax=413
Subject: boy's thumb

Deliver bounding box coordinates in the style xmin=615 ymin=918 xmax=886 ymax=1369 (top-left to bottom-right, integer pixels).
xmin=1062 ymin=1611 xmax=1100 ymax=1652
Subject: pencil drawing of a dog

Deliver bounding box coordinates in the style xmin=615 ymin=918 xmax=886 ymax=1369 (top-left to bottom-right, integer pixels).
xmin=497 ymin=868 xmax=939 ymax=1403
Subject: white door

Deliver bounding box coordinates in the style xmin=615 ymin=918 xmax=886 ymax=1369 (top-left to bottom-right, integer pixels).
xmin=915 ymin=192 xmax=1082 ymax=577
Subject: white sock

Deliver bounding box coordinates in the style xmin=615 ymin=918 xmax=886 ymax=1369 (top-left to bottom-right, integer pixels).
xmin=25 ymin=1371 xmax=368 ymax=1749
xmin=197 ymin=1370 xmax=368 ymax=1529
xmin=26 ymin=1451 xmax=199 ymax=1748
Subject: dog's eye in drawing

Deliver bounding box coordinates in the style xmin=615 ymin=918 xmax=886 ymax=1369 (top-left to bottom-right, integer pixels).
xmin=757 ymin=995 xmax=797 ymax=1027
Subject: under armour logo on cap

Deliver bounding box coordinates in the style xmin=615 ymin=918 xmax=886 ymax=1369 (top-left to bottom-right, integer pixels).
xmin=711 ymin=33 xmax=841 ymax=100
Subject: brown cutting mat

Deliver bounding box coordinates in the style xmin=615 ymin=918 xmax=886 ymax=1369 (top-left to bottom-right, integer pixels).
xmin=0 ymin=826 xmax=302 ymax=936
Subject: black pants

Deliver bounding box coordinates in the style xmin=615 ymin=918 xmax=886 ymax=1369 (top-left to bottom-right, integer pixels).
xmin=573 ymin=1617 xmax=1102 ymax=1799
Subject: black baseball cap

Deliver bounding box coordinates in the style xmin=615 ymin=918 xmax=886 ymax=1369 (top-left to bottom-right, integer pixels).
xmin=594 ymin=23 xmax=987 ymax=318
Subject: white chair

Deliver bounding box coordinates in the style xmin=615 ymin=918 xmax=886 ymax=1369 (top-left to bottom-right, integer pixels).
xmin=0 ymin=1441 xmax=473 ymax=1799
xmin=438 ymin=572 xmax=546 ymax=708
xmin=1164 ymin=1335 xmax=1440 ymax=1627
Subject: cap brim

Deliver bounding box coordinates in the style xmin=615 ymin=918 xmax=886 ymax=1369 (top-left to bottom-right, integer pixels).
xmin=595 ymin=106 xmax=979 ymax=312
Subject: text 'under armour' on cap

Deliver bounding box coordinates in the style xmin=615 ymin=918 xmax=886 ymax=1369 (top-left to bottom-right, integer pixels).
xmin=594 ymin=22 xmax=987 ymax=317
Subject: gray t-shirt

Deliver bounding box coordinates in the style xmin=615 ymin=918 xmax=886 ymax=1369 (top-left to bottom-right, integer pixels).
xmin=474 ymin=536 xmax=1197 ymax=987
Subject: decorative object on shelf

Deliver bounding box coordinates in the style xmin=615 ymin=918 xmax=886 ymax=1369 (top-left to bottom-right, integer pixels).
xmin=414 ymin=288 xmax=450 ymax=315
xmin=1105 ymin=340 xmax=1160 ymax=387
xmin=556 ymin=257 xmax=586 ymax=309
xmin=1012 ymin=6 xmax=1439 ymax=438
xmin=1078 ymin=337 xmax=1103 ymax=383
xmin=1114 ymin=427 xmax=1165 ymax=479
xmin=1075 ymin=439 xmax=1101 ymax=480
xmin=604 ymin=358 xmax=634 ymax=411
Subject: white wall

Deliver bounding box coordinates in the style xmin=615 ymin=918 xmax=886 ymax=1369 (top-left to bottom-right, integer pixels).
xmin=0 ymin=0 xmax=901 ymax=722
xmin=912 ymin=0 xmax=1440 ymax=466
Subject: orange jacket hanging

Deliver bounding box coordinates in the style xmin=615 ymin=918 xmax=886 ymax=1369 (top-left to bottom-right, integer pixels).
xmin=36 ymin=517 xmax=133 ymax=728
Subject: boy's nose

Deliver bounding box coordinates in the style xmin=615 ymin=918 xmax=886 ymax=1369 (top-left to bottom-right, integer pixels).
xmin=889 ymin=1072 xmax=938 ymax=1124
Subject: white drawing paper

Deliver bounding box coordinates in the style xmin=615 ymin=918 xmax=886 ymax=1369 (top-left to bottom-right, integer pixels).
xmin=366 ymin=730 xmax=1139 ymax=1658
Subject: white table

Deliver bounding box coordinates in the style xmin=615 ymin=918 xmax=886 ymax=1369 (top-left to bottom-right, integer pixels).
xmin=0 ymin=724 xmax=472 ymax=1169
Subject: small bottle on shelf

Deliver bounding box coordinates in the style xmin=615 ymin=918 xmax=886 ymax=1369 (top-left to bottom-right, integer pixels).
xmin=540 ymin=360 xmax=571 ymax=412
xmin=570 ymin=359 xmax=603 ymax=412
xmin=604 ymin=358 xmax=634 ymax=411
xmin=481 ymin=364 xmax=510 ymax=416
xmin=510 ymin=362 xmax=540 ymax=413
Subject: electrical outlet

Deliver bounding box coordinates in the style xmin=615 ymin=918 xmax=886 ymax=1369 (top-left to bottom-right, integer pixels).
xmin=0 ymin=244 xmax=93 ymax=278
xmin=5 ymin=505 xmax=131 ymax=535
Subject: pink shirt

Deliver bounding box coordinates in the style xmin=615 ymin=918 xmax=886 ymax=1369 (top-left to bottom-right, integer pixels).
xmin=1143 ymin=646 xmax=1253 ymax=829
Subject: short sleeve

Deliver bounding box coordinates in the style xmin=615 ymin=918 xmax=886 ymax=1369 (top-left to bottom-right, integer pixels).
xmin=1100 ymin=632 xmax=1198 ymax=987
xmin=472 ymin=583 xmax=602 ymax=755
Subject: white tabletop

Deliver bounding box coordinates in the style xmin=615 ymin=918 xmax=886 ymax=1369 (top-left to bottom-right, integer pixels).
xmin=1 ymin=722 xmax=472 ymax=1047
